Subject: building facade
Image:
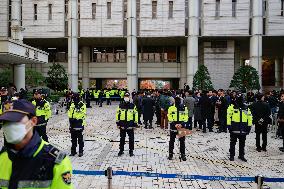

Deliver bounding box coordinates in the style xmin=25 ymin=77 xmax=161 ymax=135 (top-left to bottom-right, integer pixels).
xmin=1 ymin=0 xmax=284 ymax=91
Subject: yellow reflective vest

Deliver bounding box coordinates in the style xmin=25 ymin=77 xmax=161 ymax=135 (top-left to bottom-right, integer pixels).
xmin=116 ymin=103 xmax=138 ymax=128
xmin=105 ymin=92 xmax=110 ymax=99
xmin=68 ymin=101 xmax=87 ymax=128
xmin=227 ymin=105 xmax=253 ymax=134
xmin=0 ymin=140 xmax=73 ymax=189
xmin=168 ymin=105 xmax=189 ymax=123
xmin=32 ymin=99 xmax=52 ymax=121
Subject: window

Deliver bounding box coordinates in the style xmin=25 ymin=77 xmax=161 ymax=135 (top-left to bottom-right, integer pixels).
xmin=169 ymin=1 xmax=173 ymax=19
xmin=34 ymin=4 xmax=37 ymax=20
xmin=281 ymin=0 xmax=284 ymax=16
xmin=152 ymin=1 xmax=157 ymax=19
xmin=64 ymin=0 xmax=68 ymax=19
xmin=92 ymin=3 xmax=96 ymax=19
xmin=215 ymin=0 xmax=220 ymax=17
xmin=232 ymin=0 xmax=236 ymax=17
xmin=211 ymin=41 xmax=227 ymax=48
xmin=48 ymin=4 xmax=52 ymax=20
xmin=107 ymin=2 xmax=111 ymax=19
xmin=263 ymin=0 xmax=267 ymax=17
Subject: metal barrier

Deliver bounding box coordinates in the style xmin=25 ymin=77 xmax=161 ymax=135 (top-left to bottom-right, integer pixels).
xmin=73 ymin=168 xmax=284 ymax=189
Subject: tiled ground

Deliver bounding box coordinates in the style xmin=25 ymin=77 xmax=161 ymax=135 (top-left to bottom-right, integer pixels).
xmin=1 ymin=101 xmax=284 ymax=189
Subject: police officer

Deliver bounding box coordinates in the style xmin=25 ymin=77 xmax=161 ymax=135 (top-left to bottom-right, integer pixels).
xmin=167 ymin=96 xmax=189 ymax=161
xmin=32 ymin=89 xmax=52 ymax=142
xmin=68 ymin=93 xmax=86 ymax=157
xmin=105 ymin=90 xmax=111 ymax=105
xmin=116 ymin=92 xmax=138 ymax=157
xmin=227 ymin=96 xmax=252 ymax=162
xmin=94 ymin=90 xmax=99 ymax=105
xmin=0 ymin=99 xmax=73 ymax=189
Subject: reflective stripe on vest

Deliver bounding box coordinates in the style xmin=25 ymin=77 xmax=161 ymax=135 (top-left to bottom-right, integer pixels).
xmin=0 ymin=179 xmax=9 ymax=188
xmin=18 ymin=180 xmax=52 ymax=188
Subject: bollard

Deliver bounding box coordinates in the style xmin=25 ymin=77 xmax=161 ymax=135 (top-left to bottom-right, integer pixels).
xmin=105 ymin=167 xmax=113 ymax=189
xmin=255 ymin=175 xmax=264 ymax=189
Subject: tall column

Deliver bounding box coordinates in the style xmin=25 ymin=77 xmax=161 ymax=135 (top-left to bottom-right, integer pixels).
xmin=179 ymin=46 xmax=187 ymax=89
xmin=187 ymin=0 xmax=199 ymax=89
xmin=250 ymin=0 xmax=263 ymax=88
xmin=68 ymin=0 xmax=78 ymax=92
xmin=82 ymin=46 xmax=90 ymax=89
xmin=127 ymin=0 xmax=138 ymax=92
xmin=11 ymin=0 xmax=25 ymax=91
xmin=275 ymin=58 xmax=281 ymax=87
xmin=14 ymin=64 xmax=25 ymax=90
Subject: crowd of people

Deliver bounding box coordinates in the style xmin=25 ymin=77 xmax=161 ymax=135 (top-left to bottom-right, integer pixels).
xmin=0 ymin=84 xmax=284 ymax=188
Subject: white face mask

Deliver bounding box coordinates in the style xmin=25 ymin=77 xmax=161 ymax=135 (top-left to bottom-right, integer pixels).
xmin=2 ymin=122 xmax=32 ymax=144
xmin=124 ymin=97 xmax=130 ymax=102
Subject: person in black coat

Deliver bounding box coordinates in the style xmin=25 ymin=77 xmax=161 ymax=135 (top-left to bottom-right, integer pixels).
xmin=216 ymin=89 xmax=229 ymax=133
xmin=278 ymin=93 xmax=284 ymax=152
xmin=85 ymin=88 xmax=92 ymax=108
xmin=142 ymin=93 xmax=155 ymax=129
xmin=250 ymin=93 xmax=271 ymax=152
xmin=200 ymin=91 xmax=213 ymax=133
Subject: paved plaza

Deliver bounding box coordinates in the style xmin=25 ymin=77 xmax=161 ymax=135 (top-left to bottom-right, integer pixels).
xmin=1 ymin=101 xmax=284 ymax=189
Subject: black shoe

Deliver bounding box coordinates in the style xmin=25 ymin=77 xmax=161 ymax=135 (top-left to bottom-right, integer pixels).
xmin=279 ymin=147 xmax=284 ymax=152
xmin=238 ymin=156 xmax=247 ymax=162
xmin=229 ymin=156 xmax=234 ymax=161
xmin=118 ymin=151 xmax=124 ymax=156
xmin=181 ymin=154 xmax=186 ymax=161
xmin=129 ymin=151 xmax=134 ymax=157
xmin=209 ymin=130 xmax=214 ymax=132
xmin=78 ymin=152 xmax=83 ymax=157
xmin=256 ymin=148 xmax=262 ymax=152
xmin=168 ymin=154 xmax=173 ymax=160
xmin=70 ymin=152 xmax=77 ymax=156
xmin=203 ymin=130 xmax=206 ymax=133
xmin=261 ymin=147 xmax=267 ymax=152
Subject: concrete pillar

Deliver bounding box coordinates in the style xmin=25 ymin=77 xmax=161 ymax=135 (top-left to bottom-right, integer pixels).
xmin=14 ymin=64 xmax=25 ymax=90
xmin=127 ymin=0 xmax=138 ymax=92
xmin=11 ymin=0 xmax=25 ymax=90
xmin=275 ymin=58 xmax=281 ymax=87
xmin=82 ymin=46 xmax=90 ymax=89
xmin=68 ymin=0 xmax=79 ymax=92
xmin=11 ymin=0 xmax=23 ymax=41
xmin=250 ymin=0 xmax=263 ymax=88
xmin=179 ymin=46 xmax=187 ymax=89
xmin=187 ymin=0 xmax=199 ymax=89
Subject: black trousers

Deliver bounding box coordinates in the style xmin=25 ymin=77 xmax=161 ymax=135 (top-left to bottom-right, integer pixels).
xmin=144 ymin=119 xmax=153 ymax=128
xmin=281 ymin=126 xmax=284 ymax=147
xmin=86 ymin=99 xmax=91 ymax=107
xmin=106 ymin=98 xmax=111 ymax=105
xmin=70 ymin=129 xmax=84 ymax=153
xmin=156 ymin=109 xmax=161 ymax=125
xmin=95 ymin=98 xmax=99 ymax=105
xmin=229 ymin=133 xmax=246 ymax=158
xmin=119 ymin=129 xmax=134 ymax=152
xmin=169 ymin=131 xmax=185 ymax=155
xmin=35 ymin=123 xmax=48 ymax=142
xmin=194 ymin=120 xmax=202 ymax=129
xmin=256 ymin=131 xmax=267 ymax=149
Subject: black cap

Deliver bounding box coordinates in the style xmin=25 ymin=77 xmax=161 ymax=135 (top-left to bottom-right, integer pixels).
xmin=34 ymin=89 xmax=43 ymax=95
xmin=0 ymin=99 xmax=36 ymax=122
xmin=0 ymin=87 xmax=7 ymax=91
xmin=256 ymin=93 xmax=264 ymax=101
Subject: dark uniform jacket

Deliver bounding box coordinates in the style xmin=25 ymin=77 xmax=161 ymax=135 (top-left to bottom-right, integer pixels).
xmin=250 ymin=101 xmax=271 ymax=132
